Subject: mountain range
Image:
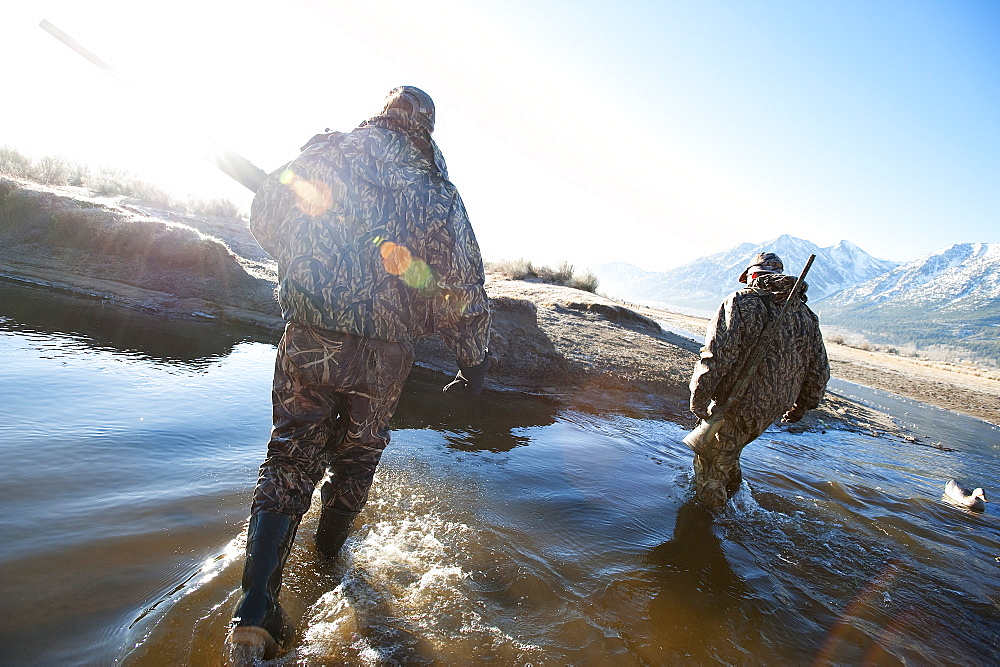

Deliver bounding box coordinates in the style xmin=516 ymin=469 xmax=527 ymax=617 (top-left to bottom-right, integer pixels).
xmin=595 ymin=234 xmax=900 ymax=317
xmin=595 ymin=237 xmax=1000 ymax=363
xmin=817 ymin=243 xmax=1000 ymax=362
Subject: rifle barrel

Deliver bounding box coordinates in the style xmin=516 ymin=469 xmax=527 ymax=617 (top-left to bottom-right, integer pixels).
xmin=39 ymin=19 xmax=267 ymax=193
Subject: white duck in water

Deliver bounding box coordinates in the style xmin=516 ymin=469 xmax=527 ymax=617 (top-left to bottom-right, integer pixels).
xmin=944 ymin=479 xmax=987 ymax=511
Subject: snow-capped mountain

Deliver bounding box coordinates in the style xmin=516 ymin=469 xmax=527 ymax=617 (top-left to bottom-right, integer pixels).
xmin=594 ymin=235 xmax=899 ymax=315
xmin=819 ymin=242 xmax=1000 ymax=310
xmin=811 ymin=243 xmax=1000 ymax=363
xmin=814 ymin=243 xmax=1000 ymax=363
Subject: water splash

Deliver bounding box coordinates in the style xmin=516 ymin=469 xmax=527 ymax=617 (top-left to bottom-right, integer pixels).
xmin=300 ymin=507 xmax=545 ymax=664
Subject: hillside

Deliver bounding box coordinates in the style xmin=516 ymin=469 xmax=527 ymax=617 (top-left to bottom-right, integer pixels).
xmin=0 ymin=176 xmax=701 ymax=420
xmin=817 ymin=243 xmax=1000 ymax=364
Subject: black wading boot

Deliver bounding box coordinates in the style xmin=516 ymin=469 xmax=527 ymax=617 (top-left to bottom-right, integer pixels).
xmin=229 ymin=511 xmax=300 ymax=662
xmin=315 ymin=506 xmax=359 ymax=558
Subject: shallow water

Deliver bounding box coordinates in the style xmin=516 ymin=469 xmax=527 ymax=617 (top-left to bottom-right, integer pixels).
xmin=1 ymin=281 xmax=998 ymax=665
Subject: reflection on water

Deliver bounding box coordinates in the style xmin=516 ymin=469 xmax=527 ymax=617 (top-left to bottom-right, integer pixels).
xmin=0 ymin=279 xmax=269 ymax=365
xmin=2 ymin=281 xmax=999 ymax=665
xmin=0 ymin=282 xmax=275 ymax=664
xmin=648 ymin=500 xmax=751 ymax=620
xmin=393 ymin=372 xmax=560 ymax=452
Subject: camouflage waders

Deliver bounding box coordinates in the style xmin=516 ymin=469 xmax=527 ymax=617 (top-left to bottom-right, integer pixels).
xmin=692 ymin=415 xmax=770 ymax=512
xmin=251 ymin=323 xmax=414 ymax=519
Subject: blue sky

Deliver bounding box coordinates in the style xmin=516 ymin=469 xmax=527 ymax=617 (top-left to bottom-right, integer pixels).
xmin=2 ymin=0 xmax=997 ymax=271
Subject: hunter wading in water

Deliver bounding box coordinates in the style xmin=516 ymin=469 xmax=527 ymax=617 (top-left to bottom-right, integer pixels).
xmin=688 ymin=252 xmax=830 ymax=512
xmin=229 ymin=87 xmax=491 ymax=660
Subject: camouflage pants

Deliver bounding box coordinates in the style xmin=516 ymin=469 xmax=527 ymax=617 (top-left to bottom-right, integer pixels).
xmin=251 ymin=323 xmax=414 ymax=518
xmin=692 ymin=415 xmax=769 ymax=512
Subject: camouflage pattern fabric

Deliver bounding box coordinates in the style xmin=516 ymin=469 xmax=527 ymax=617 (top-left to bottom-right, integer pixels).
xmin=689 ymin=273 xmax=830 ymax=509
xmin=251 ymin=323 xmax=414 ymax=517
xmin=359 ymin=86 xmax=437 ymax=163
xmin=250 ymin=124 xmax=490 ymax=368
xmin=692 ymin=414 xmax=772 ymax=511
xmin=690 ymin=273 xmax=829 ymax=423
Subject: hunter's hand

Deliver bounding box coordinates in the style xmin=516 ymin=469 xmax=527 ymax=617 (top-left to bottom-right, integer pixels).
xmin=781 ymin=406 xmax=806 ymax=423
xmin=443 ymin=351 xmax=491 ymax=398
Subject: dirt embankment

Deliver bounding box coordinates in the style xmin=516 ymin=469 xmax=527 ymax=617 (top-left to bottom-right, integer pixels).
xmin=3 ymin=177 xmax=997 ymax=434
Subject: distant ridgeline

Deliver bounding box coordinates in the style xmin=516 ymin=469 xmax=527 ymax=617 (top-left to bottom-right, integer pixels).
xmin=594 ymin=235 xmax=901 ymax=316
xmin=595 ymin=237 xmax=1000 ymax=365
xmin=817 ymin=243 xmax=1000 ymax=364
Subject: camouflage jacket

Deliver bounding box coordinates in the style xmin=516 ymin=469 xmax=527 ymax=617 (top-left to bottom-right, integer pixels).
xmin=689 ymin=273 xmax=830 ymax=426
xmin=250 ymin=125 xmax=490 ymax=367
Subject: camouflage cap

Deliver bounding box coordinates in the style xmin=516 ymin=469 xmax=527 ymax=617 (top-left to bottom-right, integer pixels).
xmin=739 ymin=252 xmax=783 ymax=283
xmin=379 ymin=86 xmax=436 ymax=134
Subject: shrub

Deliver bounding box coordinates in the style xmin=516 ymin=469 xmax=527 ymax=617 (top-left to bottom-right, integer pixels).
xmin=0 ymin=148 xmax=247 ymax=219
xmin=186 ymin=196 xmax=242 ymax=219
xmin=485 ymin=258 xmax=600 ymax=293
xmin=565 ymin=269 xmax=599 ymax=293
xmin=36 ymin=155 xmax=69 ymax=185
xmin=486 ymin=258 xmax=537 ymax=280
xmin=67 ymin=163 xmax=90 ymax=187
xmin=0 ymin=146 xmax=32 ymax=177
xmin=90 ymin=168 xmax=132 ymax=196
xmin=129 ymin=180 xmax=174 ymax=208
xmin=535 ymin=261 xmax=575 ymax=285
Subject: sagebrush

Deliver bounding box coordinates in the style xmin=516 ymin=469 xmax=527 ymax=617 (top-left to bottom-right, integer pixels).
xmin=486 ymin=258 xmax=600 ymax=293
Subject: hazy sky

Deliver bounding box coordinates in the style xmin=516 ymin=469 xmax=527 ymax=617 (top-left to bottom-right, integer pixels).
xmin=3 ymin=0 xmax=997 ymax=271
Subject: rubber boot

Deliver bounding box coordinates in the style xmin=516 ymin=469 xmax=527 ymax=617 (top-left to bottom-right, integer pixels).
xmin=315 ymin=506 xmax=359 ymax=558
xmin=229 ymin=511 xmax=300 ymax=662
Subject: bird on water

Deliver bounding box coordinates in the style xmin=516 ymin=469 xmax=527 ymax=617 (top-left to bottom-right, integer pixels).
xmin=944 ymin=479 xmax=987 ymax=512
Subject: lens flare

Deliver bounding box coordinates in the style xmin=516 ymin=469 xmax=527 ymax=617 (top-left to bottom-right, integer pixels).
xmin=377 ymin=241 xmax=438 ymax=291
xmin=379 ymin=241 xmax=412 ymax=275
xmin=280 ymin=169 xmax=332 ymax=217
xmin=401 ymin=258 xmax=435 ymax=290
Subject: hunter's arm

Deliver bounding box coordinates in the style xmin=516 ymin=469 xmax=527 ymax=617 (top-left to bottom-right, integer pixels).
xmin=248 ymin=164 xmax=294 ymax=259
xmin=793 ymin=310 xmax=831 ymax=412
xmin=690 ymin=294 xmax=746 ymax=417
xmin=427 ymin=191 xmax=491 ymax=368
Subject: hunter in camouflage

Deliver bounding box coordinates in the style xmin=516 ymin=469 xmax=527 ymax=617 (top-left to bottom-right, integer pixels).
xmin=229 ymin=86 xmax=491 ymax=661
xmin=688 ymin=252 xmax=830 ymax=511
xmin=249 ymin=92 xmax=489 ymax=367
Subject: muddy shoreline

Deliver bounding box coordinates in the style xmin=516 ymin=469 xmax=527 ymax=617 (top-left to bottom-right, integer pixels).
xmin=3 ymin=177 xmax=997 ymax=435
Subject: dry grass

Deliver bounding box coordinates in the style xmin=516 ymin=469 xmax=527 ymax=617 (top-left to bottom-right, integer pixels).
xmin=486 ymin=258 xmax=600 ymax=293
xmin=825 ymin=332 xmax=999 ymax=371
xmin=0 ymin=145 xmax=244 ymax=220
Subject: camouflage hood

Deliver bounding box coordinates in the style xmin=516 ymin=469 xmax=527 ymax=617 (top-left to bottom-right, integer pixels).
xmin=359 ymin=86 xmax=447 ymax=177
xmin=748 ymin=273 xmax=808 ymax=304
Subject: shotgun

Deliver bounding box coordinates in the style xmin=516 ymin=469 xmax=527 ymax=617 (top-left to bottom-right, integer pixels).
xmin=683 ymin=254 xmax=816 ymax=455
xmin=39 ymin=19 xmax=267 ymax=193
